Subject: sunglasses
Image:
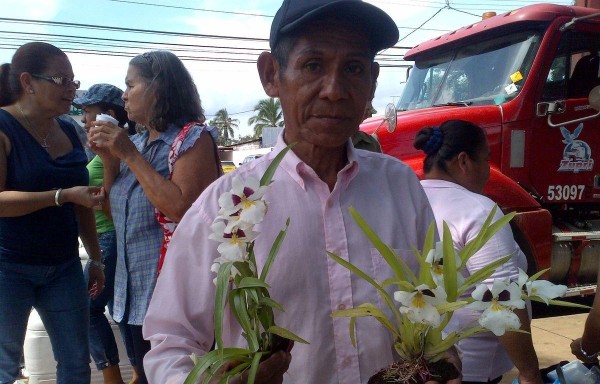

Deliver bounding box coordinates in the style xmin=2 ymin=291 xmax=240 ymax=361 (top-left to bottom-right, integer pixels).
xmin=31 ymin=74 xmax=81 ymax=89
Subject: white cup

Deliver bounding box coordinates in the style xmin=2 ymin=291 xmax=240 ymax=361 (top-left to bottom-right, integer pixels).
xmin=95 ymin=113 xmax=119 ymax=126
xmin=93 ymin=114 xmax=119 ymax=144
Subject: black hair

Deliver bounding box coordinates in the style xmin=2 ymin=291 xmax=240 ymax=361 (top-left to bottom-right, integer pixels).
xmin=94 ymin=101 xmax=131 ymax=131
xmin=272 ymin=14 xmax=377 ymax=69
xmin=414 ymin=120 xmax=487 ymax=173
xmin=129 ymin=50 xmax=204 ymax=132
xmin=0 ymin=42 xmax=67 ymax=106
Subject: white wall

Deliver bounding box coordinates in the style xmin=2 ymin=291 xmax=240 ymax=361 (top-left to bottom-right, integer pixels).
xmin=232 ymin=147 xmax=274 ymax=166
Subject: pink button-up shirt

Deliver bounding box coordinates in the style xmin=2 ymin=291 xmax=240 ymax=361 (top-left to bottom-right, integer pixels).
xmin=143 ymin=136 xmax=436 ymax=384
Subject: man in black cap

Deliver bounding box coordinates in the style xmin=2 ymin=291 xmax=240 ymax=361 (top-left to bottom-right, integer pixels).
xmin=143 ymin=1 xmax=446 ymax=383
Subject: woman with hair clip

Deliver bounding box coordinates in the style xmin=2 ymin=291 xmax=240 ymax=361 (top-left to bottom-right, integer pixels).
xmin=88 ymin=50 xmax=221 ymax=384
xmin=73 ymin=83 xmax=138 ymax=384
xmin=414 ymin=120 xmax=543 ymax=384
xmin=0 ymin=42 xmax=105 ymax=383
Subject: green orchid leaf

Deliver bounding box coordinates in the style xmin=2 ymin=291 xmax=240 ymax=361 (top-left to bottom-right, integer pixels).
xmin=260 ymin=143 xmax=294 ymax=186
xmin=230 ymin=291 xmax=259 ymax=351
xmin=436 ymin=300 xmax=469 ymax=314
xmin=394 ymin=280 xmax=416 ymax=292
xmin=260 ymin=218 xmax=290 ymax=281
xmin=214 ymin=262 xmax=233 ymax=355
xmin=528 ymin=268 xmax=550 ymax=282
xmin=238 ymin=277 xmax=271 ymax=290
xmin=349 ymin=207 xmax=417 ymax=284
xmin=232 ymin=261 xmax=254 ymax=278
xmin=457 ymin=255 xmax=512 ymax=296
xmin=442 ymin=223 xmax=458 ymax=302
xmin=184 ymin=348 xmax=252 ymax=384
xmin=213 ymin=361 xmax=250 ymax=384
xmin=267 ymin=325 xmax=309 ymax=344
xmin=259 ymin=296 xmax=285 ymax=312
xmin=422 ymin=222 xmax=437 ymax=259
xmin=459 ymin=207 xmax=515 ymax=265
xmin=246 ymin=352 xmax=264 ymax=384
xmin=381 ymin=277 xmax=397 ymax=288
xmin=327 ymin=251 xmax=401 ymax=325
xmin=531 ymin=297 xmax=591 ymax=309
xmin=332 ymin=303 xmax=399 ymax=336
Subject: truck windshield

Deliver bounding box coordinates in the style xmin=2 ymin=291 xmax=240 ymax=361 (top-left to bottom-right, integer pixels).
xmin=398 ymin=30 xmax=543 ymax=111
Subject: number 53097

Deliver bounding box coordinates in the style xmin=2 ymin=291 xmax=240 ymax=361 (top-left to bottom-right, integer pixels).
xmin=547 ymin=185 xmax=585 ymax=201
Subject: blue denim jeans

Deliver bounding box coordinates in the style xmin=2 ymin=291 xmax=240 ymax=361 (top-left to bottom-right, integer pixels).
xmin=0 ymin=258 xmax=90 ymax=384
xmin=86 ymin=230 xmax=122 ymax=370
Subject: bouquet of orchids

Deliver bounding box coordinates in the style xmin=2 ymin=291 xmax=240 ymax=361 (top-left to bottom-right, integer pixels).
xmin=185 ymin=146 xmax=307 ymax=384
xmin=328 ymin=206 xmax=581 ymax=384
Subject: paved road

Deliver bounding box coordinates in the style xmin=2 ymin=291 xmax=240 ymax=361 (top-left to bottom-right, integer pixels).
xmin=499 ymin=312 xmax=589 ymax=384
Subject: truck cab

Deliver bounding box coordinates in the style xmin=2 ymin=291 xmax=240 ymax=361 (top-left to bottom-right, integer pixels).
xmin=362 ymin=4 xmax=600 ymax=295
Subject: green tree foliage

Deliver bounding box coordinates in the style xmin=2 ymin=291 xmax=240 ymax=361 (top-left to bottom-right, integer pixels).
xmin=248 ymin=98 xmax=284 ymax=139
xmin=210 ymin=108 xmax=239 ymax=146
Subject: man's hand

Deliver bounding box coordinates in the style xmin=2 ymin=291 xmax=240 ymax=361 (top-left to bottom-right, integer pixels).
xmin=426 ymin=347 xmax=462 ymax=384
xmin=215 ymin=350 xmax=292 ymax=384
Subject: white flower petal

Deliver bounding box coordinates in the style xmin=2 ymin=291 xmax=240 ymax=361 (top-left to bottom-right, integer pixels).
xmin=526 ymin=281 xmax=567 ymax=304
xmin=478 ymin=304 xmax=521 ymax=336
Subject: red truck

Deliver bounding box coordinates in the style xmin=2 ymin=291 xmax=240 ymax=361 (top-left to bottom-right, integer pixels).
xmin=362 ymin=3 xmax=600 ymax=296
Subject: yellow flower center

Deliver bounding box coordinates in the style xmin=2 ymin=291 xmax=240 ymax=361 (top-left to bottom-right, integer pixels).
xmin=229 ymin=234 xmax=243 ymax=245
xmin=241 ymin=196 xmax=255 ymax=209
xmin=411 ymin=292 xmax=427 ymax=308
xmin=490 ymin=299 xmax=504 ymax=312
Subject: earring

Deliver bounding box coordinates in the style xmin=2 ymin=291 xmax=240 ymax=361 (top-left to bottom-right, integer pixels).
xmin=28 ymin=88 xmax=35 ymax=94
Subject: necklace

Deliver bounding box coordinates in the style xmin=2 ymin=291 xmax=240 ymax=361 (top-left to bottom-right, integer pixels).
xmin=17 ymin=104 xmax=51 ymax=149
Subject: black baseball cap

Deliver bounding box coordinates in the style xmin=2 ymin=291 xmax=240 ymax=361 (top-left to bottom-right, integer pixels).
xmin=269 ymin=0 xmax=399 ymax=52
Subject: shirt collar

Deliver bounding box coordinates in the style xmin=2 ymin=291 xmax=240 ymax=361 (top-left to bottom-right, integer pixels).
xmin=272 ymin=130 xmax=359 ymax=191
xmin=421 ymin=179 xmax=467 ymax=191
xmin=137 ymin=124 xmax=180 ymax=149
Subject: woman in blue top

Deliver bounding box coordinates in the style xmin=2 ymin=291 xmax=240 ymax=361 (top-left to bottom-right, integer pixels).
xmin=0 ymin=42 xmax=105 ymax=383
xmin=74 ymin=83 xmax=138 ymax=384
xmin=89 ymin=50 xmax=221 ymax=384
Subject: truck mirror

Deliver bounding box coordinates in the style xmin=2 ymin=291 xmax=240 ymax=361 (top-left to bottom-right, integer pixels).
xmin=384 ymin=103 xmax=397 ymax=133
xmin=589 ymin=85 xmax=600 ymax=111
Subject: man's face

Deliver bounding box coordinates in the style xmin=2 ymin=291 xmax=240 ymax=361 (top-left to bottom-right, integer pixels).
xmin=275 ymin=20 xmax=379 ymax=149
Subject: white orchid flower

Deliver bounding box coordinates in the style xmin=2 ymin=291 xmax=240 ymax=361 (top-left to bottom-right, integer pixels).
xmin=209 ymin=221 xmax=258 ymax=265
xmin=517 ymin=268 xmax=567 ymax=304
xmin=425 ymin=241 xmax=463 ymax=287
xmin=395 ymin=284 xmax=447 ymax=327
xmin=467 ymin=279 xmax=525 ymax=336
xmin=217 ymin=177 xmax=268 ymax=230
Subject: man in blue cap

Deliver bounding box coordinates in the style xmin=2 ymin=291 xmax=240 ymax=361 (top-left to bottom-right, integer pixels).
xmin=143 ymin=1 xmax=448 ymax=383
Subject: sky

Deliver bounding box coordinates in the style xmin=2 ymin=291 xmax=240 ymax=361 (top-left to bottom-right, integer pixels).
xmin=0 ymin=0 xmax=574 ymax=137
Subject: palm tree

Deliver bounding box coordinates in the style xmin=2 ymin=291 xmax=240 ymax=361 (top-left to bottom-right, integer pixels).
xmin=210 ymin=108 xmax=239 ymax=146
xmin=247 ymin=98 xmax=283 ymax=138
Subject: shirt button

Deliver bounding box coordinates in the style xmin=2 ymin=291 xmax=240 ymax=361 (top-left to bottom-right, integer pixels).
xmin=338 ymin=304 xmax=346 ymax=310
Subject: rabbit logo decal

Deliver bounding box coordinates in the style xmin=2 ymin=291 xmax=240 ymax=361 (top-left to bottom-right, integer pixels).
xmin=558 ymin=123 xmax=594 ymax=172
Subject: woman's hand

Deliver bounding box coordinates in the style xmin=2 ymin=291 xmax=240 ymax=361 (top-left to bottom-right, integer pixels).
xmin=571 ymin=338 xmax=599 ymax=364
xmin=88 ymin=120 xmax=137 ymax=161
xmin=62 ymin=186 xmax=104 ymax=208
xmin=87 ymin=263 xmax=105 ymax=299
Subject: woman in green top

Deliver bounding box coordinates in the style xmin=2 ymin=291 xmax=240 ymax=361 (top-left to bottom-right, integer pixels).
xmin=73 ymin=84 xmax=137 ymax=384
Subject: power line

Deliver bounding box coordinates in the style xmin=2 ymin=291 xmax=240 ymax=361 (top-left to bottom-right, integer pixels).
xmin=107 ymin=0 xmax=273 ymax=18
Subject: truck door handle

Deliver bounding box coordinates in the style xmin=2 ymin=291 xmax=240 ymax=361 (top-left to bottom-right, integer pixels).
xmin=537 ymin=100 xmax=566 ymax=116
